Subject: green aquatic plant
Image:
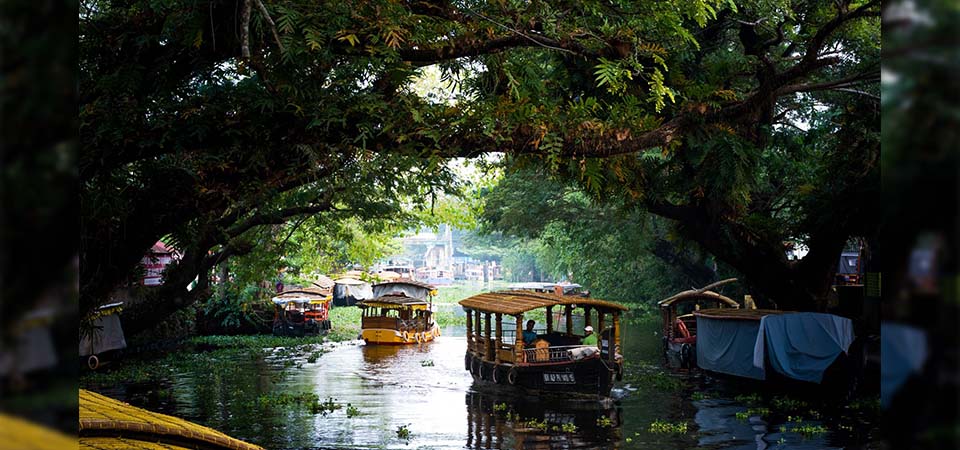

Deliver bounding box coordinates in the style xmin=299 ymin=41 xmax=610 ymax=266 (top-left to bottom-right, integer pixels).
xmin=736 ymin=407 xmax=771 ymax=421
xmin=734 ymin=393 xmax=762 ymax=405
xmin=561 ymin=422 xmax=578 ymax=433
xmin=648 ymin=419 xmax=688 ymax=434
xmin=691 ymin=391 xmax=711 ymax=401
xmin=493 ymin=402 xmax=509 ymax=413
xmin=772 ymin=396 xmax=807 ymax=411
xmin=596 ymin=416 xmax=614 ymax=428
xmin=346 ymin=404 xmax=361 ymax=418
xmin=396 ymin=424 xmax=412 ymax=441
xmin=790 ymin=423 xmax=828 ymax=437
xmin=523 ymin=418 xmax=548 ymax=431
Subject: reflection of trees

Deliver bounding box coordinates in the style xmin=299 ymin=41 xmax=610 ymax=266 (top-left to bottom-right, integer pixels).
xmin=465 ymin=389 xmax=622 ymax=449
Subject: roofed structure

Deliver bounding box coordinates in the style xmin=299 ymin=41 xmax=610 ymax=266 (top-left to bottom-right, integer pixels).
xmin=357 ymin=293 xmax=429 ymax=309
xmin=79 ymin=389 xmax=263 ymax=450
xmin=459 ymin=291 xmax=627 ymax=316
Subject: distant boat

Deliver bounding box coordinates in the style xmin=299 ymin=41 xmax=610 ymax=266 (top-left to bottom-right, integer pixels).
xmin=271 ymin=288 xmax=332 ymax=336
xmin=508 ymin=282 xmax=587 ymax=297
xmin=332 ymin=277 xmax=373 ymax=306
xmin=458 ymin=291 xmax=628 ymax=398
xmin=357 ymin=280 xmax=440 ymax=345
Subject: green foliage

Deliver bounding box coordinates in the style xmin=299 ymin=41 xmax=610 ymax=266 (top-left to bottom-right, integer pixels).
xmin=481 ymin=167 xmax=732 ymax=305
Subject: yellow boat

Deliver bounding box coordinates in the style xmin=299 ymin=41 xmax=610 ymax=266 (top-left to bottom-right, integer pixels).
xmin=79 ymin=389 xmax=263 ymax=449
xmin=358 ymin=280 xmax=440 ymax=345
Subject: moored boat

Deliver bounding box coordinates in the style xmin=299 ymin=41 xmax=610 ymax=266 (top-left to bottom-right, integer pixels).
xmin=658 ymin=279 xmax=740 ymax=369
xmin=694 ymin=308 xmax=857 ymax=387
xmin=357 ymin=280 xmax=439 ymax=345
xmin=458 ymin=291 xmax=627 ymax=398
xmin=271 ymin=288 xmax=332 ymax=336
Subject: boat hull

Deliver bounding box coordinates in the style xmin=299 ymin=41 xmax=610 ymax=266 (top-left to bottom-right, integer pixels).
xmin=663 ymin=338 xmax=697 ymax=369
xmin=361 ymin=323 xmax=440 ymax=345
xmin=464 ymin=352 xmax=619 ymax=398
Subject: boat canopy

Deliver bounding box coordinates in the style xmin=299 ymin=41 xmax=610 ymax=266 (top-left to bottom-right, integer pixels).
xmin=694 ymin=310 xmax=854 ymax=383
xmin=372 ymin=280 xmax=436 ymax=299
xmin=658 ymin=290 xmax=739 ymax=309
xmin=271 ymin=288 xmax=332 ymax=305
xmin=310 ymin=274 xmax=335 ymax=290
xmin=357 ymin=294 xmax=430 ymax=310
xmin=459 ymin=291 xmax=627 ymax=316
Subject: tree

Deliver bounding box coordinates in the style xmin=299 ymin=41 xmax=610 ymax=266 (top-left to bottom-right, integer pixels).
xmin=81 ymin=0 xmax=880 ymax=332
xmin=480 ymin=168 xmax=727 ymax=303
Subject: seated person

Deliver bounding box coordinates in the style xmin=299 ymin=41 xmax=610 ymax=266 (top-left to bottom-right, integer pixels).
xmin=581 ymin=325 xmax=598 ymax=347
xmin=522 ymin=320 xmax=538 ymax=346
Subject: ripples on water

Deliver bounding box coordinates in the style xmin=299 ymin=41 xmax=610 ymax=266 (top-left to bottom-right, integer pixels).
xmin=92 ymin=323 xmax=877 ymax=449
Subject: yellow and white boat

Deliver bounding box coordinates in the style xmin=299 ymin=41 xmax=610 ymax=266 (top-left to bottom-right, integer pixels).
xmin=358 ymin=280 xmax=440 ymax=345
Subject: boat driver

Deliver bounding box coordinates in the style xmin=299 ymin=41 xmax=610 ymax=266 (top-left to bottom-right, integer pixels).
xmin=522 ymin=320 xmax=538 ymax=346
xmin=581 ymin=325 xmax=598 ymax=346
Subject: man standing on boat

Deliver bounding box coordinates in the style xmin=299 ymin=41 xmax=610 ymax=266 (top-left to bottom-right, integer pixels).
xmin=581 ymin=326 xmax=598 ymax=346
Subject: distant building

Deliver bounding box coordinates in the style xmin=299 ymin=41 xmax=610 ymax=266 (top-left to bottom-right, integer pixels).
xmin=140 ymin=241 xmax=178 ymax=286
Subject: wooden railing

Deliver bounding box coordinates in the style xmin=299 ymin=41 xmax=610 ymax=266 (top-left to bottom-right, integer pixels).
xmin=361 ymin=316 xmax=399 ymax=330
xmin=521 ymin=345 xmax=595 ymax=364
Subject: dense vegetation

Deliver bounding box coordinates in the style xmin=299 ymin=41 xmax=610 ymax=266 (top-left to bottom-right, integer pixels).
xmin=81 ymin=0 xmax=880 ymax=334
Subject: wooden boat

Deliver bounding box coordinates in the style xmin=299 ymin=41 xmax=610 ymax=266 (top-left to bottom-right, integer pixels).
xmin=658 ymin=279 xmax=740 ymax=369
xmin=357 ymin=280 xmax=439 ymax=345
xmin=79 ymin=302 xmax=126 ymax=370
xmin=693 ymin=308 xmax=858 ymax=388
xmin=458 ymin=291 xmax=628 ymax=398
xmin=271 ymin=288 xmax=332 ymax=336
xmin=508 ymin=282 xmax=587 ymax=297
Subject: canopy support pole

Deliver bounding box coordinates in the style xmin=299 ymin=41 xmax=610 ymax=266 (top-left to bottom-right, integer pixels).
xmin=514 ymin=315 xmax=523 ymax=363
xmin=465 ymin=308 xmax=473 ymax=353
xmin=484 ymin=312 xmax=492 ymax=362
xmin=545 ymin=306 xmax=553 ymax=333
xmin=494 ymin=313 xmax=502 ymax=364
xmin=565 ymin=305 xmax=573 ymax=336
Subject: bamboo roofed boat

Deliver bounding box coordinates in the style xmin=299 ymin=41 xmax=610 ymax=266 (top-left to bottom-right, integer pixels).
xmin=458 ymin=291 xmax=628 ymax=398
xmin=357 ymin=280 xmax=439 ymax=345
xmin=271 ymin=288 xmax=332 ymax=336
xmin=658 ymin=279 xmax=740 ymax=369
xmin=79 ymin=389 xmax=263 ymax=449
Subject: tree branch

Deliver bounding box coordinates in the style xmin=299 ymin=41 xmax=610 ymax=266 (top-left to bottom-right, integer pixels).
xmin=252 ymin=0 xmax=285 ymax=53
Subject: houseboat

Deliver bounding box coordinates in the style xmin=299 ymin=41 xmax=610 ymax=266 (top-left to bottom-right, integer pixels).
xmin=508 ymin=282 xmax=587 ymax=297
xmin=271 ymin=288 xmax=332 ymax=336
xmin=357 ymin=280 xmax=439 ymax=345
xmin=332 ymin=277 xmax=373 ymax=306
xmin=458 ymin=291 xmax=627 ymax=398
xmin=694 ymin=308 xmax=857 ymax=388
xmin=658 ymin=278 xmax=740 ymax=369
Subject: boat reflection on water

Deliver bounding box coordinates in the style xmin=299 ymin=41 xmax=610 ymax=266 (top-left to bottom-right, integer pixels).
xmin=465 ymin=386 xmax=622 ymax=449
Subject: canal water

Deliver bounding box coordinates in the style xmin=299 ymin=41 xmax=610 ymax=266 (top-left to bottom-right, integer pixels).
xmin=89 ymin=320 xmax=879 ymax=449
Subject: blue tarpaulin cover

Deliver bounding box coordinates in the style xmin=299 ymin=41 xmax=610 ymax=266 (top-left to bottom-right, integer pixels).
xmin=753 ymin=312 xmax=854 ymax=384
xmin=696 ymin=316 xmax=766 ymax=380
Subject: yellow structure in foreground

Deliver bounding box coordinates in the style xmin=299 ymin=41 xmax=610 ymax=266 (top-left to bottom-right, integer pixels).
xmin=79 ymin=389 xmax=263 ymax=450
xmin=0 ymin=413 xmax=76 ymax=450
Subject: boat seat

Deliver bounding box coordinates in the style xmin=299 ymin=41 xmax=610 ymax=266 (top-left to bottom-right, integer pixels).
xmin=532 ymin=339 xmax=550 ymax=362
